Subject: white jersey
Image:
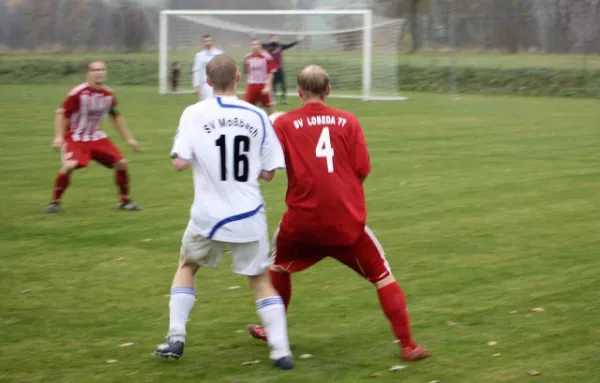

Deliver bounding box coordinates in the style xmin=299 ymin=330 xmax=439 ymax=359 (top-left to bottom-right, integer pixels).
xmin=171 ymin=95 xmax=285 ymax=243
xmin=193 ymin=48 xmax=224 ymax=87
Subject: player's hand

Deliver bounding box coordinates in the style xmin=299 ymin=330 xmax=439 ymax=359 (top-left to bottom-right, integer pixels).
xmin=127 ymin=139 xmax=140 ymax=152
xmin=52 ymin=136 xmax=64 ymax=150
xmin=261 ymin=86 xmax=271 ymax=95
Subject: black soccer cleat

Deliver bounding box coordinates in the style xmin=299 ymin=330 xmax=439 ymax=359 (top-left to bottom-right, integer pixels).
xmin=154 ymin=337 xmax=184 ymax=360
xmin=46 ymin=203 xmax=60 ymax=214
xmin=272 ymin=356 xmax=295 ymax=370
xmin=118 ymin=201 xmax=141 ymax=211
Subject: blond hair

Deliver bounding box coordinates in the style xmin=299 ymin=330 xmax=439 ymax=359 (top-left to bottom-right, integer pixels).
xmin=297 ymin=65 xmax=330 ymax=99
xmin=206 ymin=54 xmax=238 ymax=92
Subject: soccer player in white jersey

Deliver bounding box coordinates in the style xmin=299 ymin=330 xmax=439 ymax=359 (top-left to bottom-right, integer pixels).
xmin=154 ymin=54 xmax=294 ymax=371
xmin=192 ymin=34 xmax=224 ymax=101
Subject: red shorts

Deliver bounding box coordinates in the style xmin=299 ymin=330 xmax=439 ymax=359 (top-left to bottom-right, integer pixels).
xmin=273 ymin=226 xmax=391 ymax=283
xmin=62 ymin=138 xmax=124 ymax=168
xmin=244 ymin=84 xmax=273 ymax=107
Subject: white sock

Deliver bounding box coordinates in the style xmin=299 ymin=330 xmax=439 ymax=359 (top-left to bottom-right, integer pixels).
xmin=168 ymin=287 xmax=196 ymax=342
xmin=256 ymin=296 xmax=291 ymax=360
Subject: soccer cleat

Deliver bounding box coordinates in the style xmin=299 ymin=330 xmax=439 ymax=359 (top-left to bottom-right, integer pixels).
xmin=272 ymin=356 xmax=295 ymax=370
xmin=248 ymin=324 xmax=268 ymax=342
xmin=401 ymin=345 xmax=430 ymax=361
xmin=46 ymin=203 xmax=60 ymax=214
xmin=118 ymin=201 xmax=141 ymax=211
xmin=153 ymin=337 xmax=184 ymax=360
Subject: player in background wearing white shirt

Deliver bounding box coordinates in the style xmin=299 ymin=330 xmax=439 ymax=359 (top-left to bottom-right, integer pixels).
xmin=154 ymin=54 xmax=294 ymax=371
xmin=193 ymin=34 xmax=224 ymax=101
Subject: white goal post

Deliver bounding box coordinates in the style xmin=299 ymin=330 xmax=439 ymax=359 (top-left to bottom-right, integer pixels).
xmin=159 ymin=9 xmax=407 ymax=101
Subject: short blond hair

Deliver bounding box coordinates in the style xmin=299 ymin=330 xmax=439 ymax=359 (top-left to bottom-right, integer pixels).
xmin=206 ymin=54 xmax=238 ymax=91
xmin=87 ymin=61 xmax=106 ymax=72
xmin=297 ymin=65 xmax=330 ymax=99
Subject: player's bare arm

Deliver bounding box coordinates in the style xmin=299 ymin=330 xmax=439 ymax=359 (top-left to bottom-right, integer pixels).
xmin=52 ymin=112 xmax=67 ymax=149
xmin=172 ymin=156 xmax=191 ymax=171
xmin=262 ymin=72 xmax=274 ymax=95
xmin=259 ymin=170 xmax=275 ymax=182
xmin=111 ymin=114 xmax=139 ymax=151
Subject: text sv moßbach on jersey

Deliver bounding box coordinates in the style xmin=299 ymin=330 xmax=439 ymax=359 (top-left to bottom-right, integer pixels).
xmin=203 ymin=117 xmax=259 ymax=137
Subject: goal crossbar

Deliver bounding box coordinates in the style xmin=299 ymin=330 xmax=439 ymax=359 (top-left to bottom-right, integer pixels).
xmin=159 ymin=9 xmax=407 ymax=102
xmin=160 ymin=9 xmax=371 ymax=16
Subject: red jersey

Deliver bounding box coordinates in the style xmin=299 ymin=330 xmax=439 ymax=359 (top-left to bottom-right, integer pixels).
xmin=274 ymin=103 xmax=371 ymax=246
xmin=57 ymin=83 xmax=119 ymax=142
xmin=243 ymin=51 xmax=276 ymax=85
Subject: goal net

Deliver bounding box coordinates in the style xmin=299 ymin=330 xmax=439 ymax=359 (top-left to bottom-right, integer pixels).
xmin=159 ymin=10 xmax=407 ymax=101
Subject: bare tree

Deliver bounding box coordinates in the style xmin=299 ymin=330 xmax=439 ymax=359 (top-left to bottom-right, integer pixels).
xmin=375 ymin=0 xmax=430 ymax=52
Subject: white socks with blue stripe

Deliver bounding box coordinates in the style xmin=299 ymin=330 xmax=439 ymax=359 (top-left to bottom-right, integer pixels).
xmin=168 ymin=287 xmax=196 ymax=343
xmin=256 ymin=296 xmax=291 ymax=360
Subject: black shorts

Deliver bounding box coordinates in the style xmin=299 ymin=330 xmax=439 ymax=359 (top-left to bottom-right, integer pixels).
xmin=273 ymin=68 xmax=285 ymax=84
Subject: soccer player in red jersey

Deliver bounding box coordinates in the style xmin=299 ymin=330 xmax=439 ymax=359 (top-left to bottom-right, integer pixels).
xmin=247 ymin=65 xmax=430 ymax=362
xmin=243 ymin=39 xmax=276 ymax=114
xmin=46 ymin=61 xmax=141 ymax=213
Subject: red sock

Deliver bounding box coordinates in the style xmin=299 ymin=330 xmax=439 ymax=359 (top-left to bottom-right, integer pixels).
xmin=115 ymin=170 xmax=130 ymax=204
xmin=269 ymin=269 xmax=292 ymax=312
xmin=52 ymin=172 xmax=71 ymax=203
xmin=377 ymin=282 xmax=417 ymax=349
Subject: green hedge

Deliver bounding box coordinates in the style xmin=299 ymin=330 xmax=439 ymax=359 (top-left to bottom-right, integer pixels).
xmin=0 ymin=57 xmax=157 ymax=85
xmin=397 ymin=66 xmax=600 ymax=98
xmin=2 ymin=56 xmax=599 ymax=98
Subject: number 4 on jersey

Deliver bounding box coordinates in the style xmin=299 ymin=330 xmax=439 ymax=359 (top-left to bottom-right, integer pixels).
xmin=315 ymin=127 xmax=334 ymax=173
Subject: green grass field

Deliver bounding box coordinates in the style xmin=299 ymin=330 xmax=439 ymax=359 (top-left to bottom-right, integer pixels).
xmin=4 ymin=51 xmax=600 ymax=70
xmin=1 ymin=85 xmax=599 ymax=383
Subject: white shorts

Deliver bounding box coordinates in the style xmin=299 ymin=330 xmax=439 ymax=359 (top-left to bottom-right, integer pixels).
xmin=199 ymin=83 xmax=214 ymax=101
xmin=180 ymin=220 xmax=272 ymax=276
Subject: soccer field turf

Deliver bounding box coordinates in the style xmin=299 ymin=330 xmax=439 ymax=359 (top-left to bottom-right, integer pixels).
xmin=1 ymin=86 xmax=599 ymax=383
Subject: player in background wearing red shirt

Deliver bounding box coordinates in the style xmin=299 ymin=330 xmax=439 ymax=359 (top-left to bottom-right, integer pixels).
xmin=247 ymin=65 xmax=430 ymax=362
xmin=243 ymin=39 xmax=276 ymax=115
xmin=47 ymin=61 xmax=141 ymax=213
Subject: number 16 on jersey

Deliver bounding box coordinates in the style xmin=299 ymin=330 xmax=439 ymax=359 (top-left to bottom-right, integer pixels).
xmin=316 ymin=127 xmax=334 ymax=173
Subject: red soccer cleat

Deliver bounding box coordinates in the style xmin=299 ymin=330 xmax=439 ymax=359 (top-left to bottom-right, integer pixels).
xmin=248 ymin=324 xmax=268 ymax=342
xmin=401 ymin=345 xmax=431 ymax=361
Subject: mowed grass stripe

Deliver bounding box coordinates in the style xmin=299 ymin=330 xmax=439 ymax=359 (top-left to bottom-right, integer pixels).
xmin=0 ymin=85 xmax=598 ymax=383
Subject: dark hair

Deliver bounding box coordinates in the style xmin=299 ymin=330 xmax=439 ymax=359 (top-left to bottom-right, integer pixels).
xmin=203 ymin=34 xmax=211 ymax=39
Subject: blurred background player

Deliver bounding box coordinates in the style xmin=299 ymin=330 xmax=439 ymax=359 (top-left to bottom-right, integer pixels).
xmin=155 ymin=54 xmax=293 ymax=370
xmin=170 ymin=61 xmax=181 ymax=92
xmin=262 ymin=34 xmax=302 ymax=104
xmin=192 ymin=34 xmax=223 ymax=100
xmin=247 ymin=65 xmax=430 ymax=362
xmin=47 ymin=61 xmax=141 ymax=213
xmin=243 ymin=39 xmax=276 ymax=114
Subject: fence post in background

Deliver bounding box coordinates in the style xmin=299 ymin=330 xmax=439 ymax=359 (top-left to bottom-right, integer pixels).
xmin=159 ymin=10 xmax=168 ymax=95
xmin=449 ymin=0 xmax=458 ymax=100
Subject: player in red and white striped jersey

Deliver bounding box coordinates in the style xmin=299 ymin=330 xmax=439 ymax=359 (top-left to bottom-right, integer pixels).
xmin=243 ymin=39 xmax=277 ymax=114
xmin=46 ymin=61 xmax=141 ymax=213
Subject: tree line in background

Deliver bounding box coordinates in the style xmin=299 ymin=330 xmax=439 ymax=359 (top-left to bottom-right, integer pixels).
xmin=383 ymin=0 xmax=600 ymax=54
xmin=1 ymin=0 xmax=599 ymax=54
